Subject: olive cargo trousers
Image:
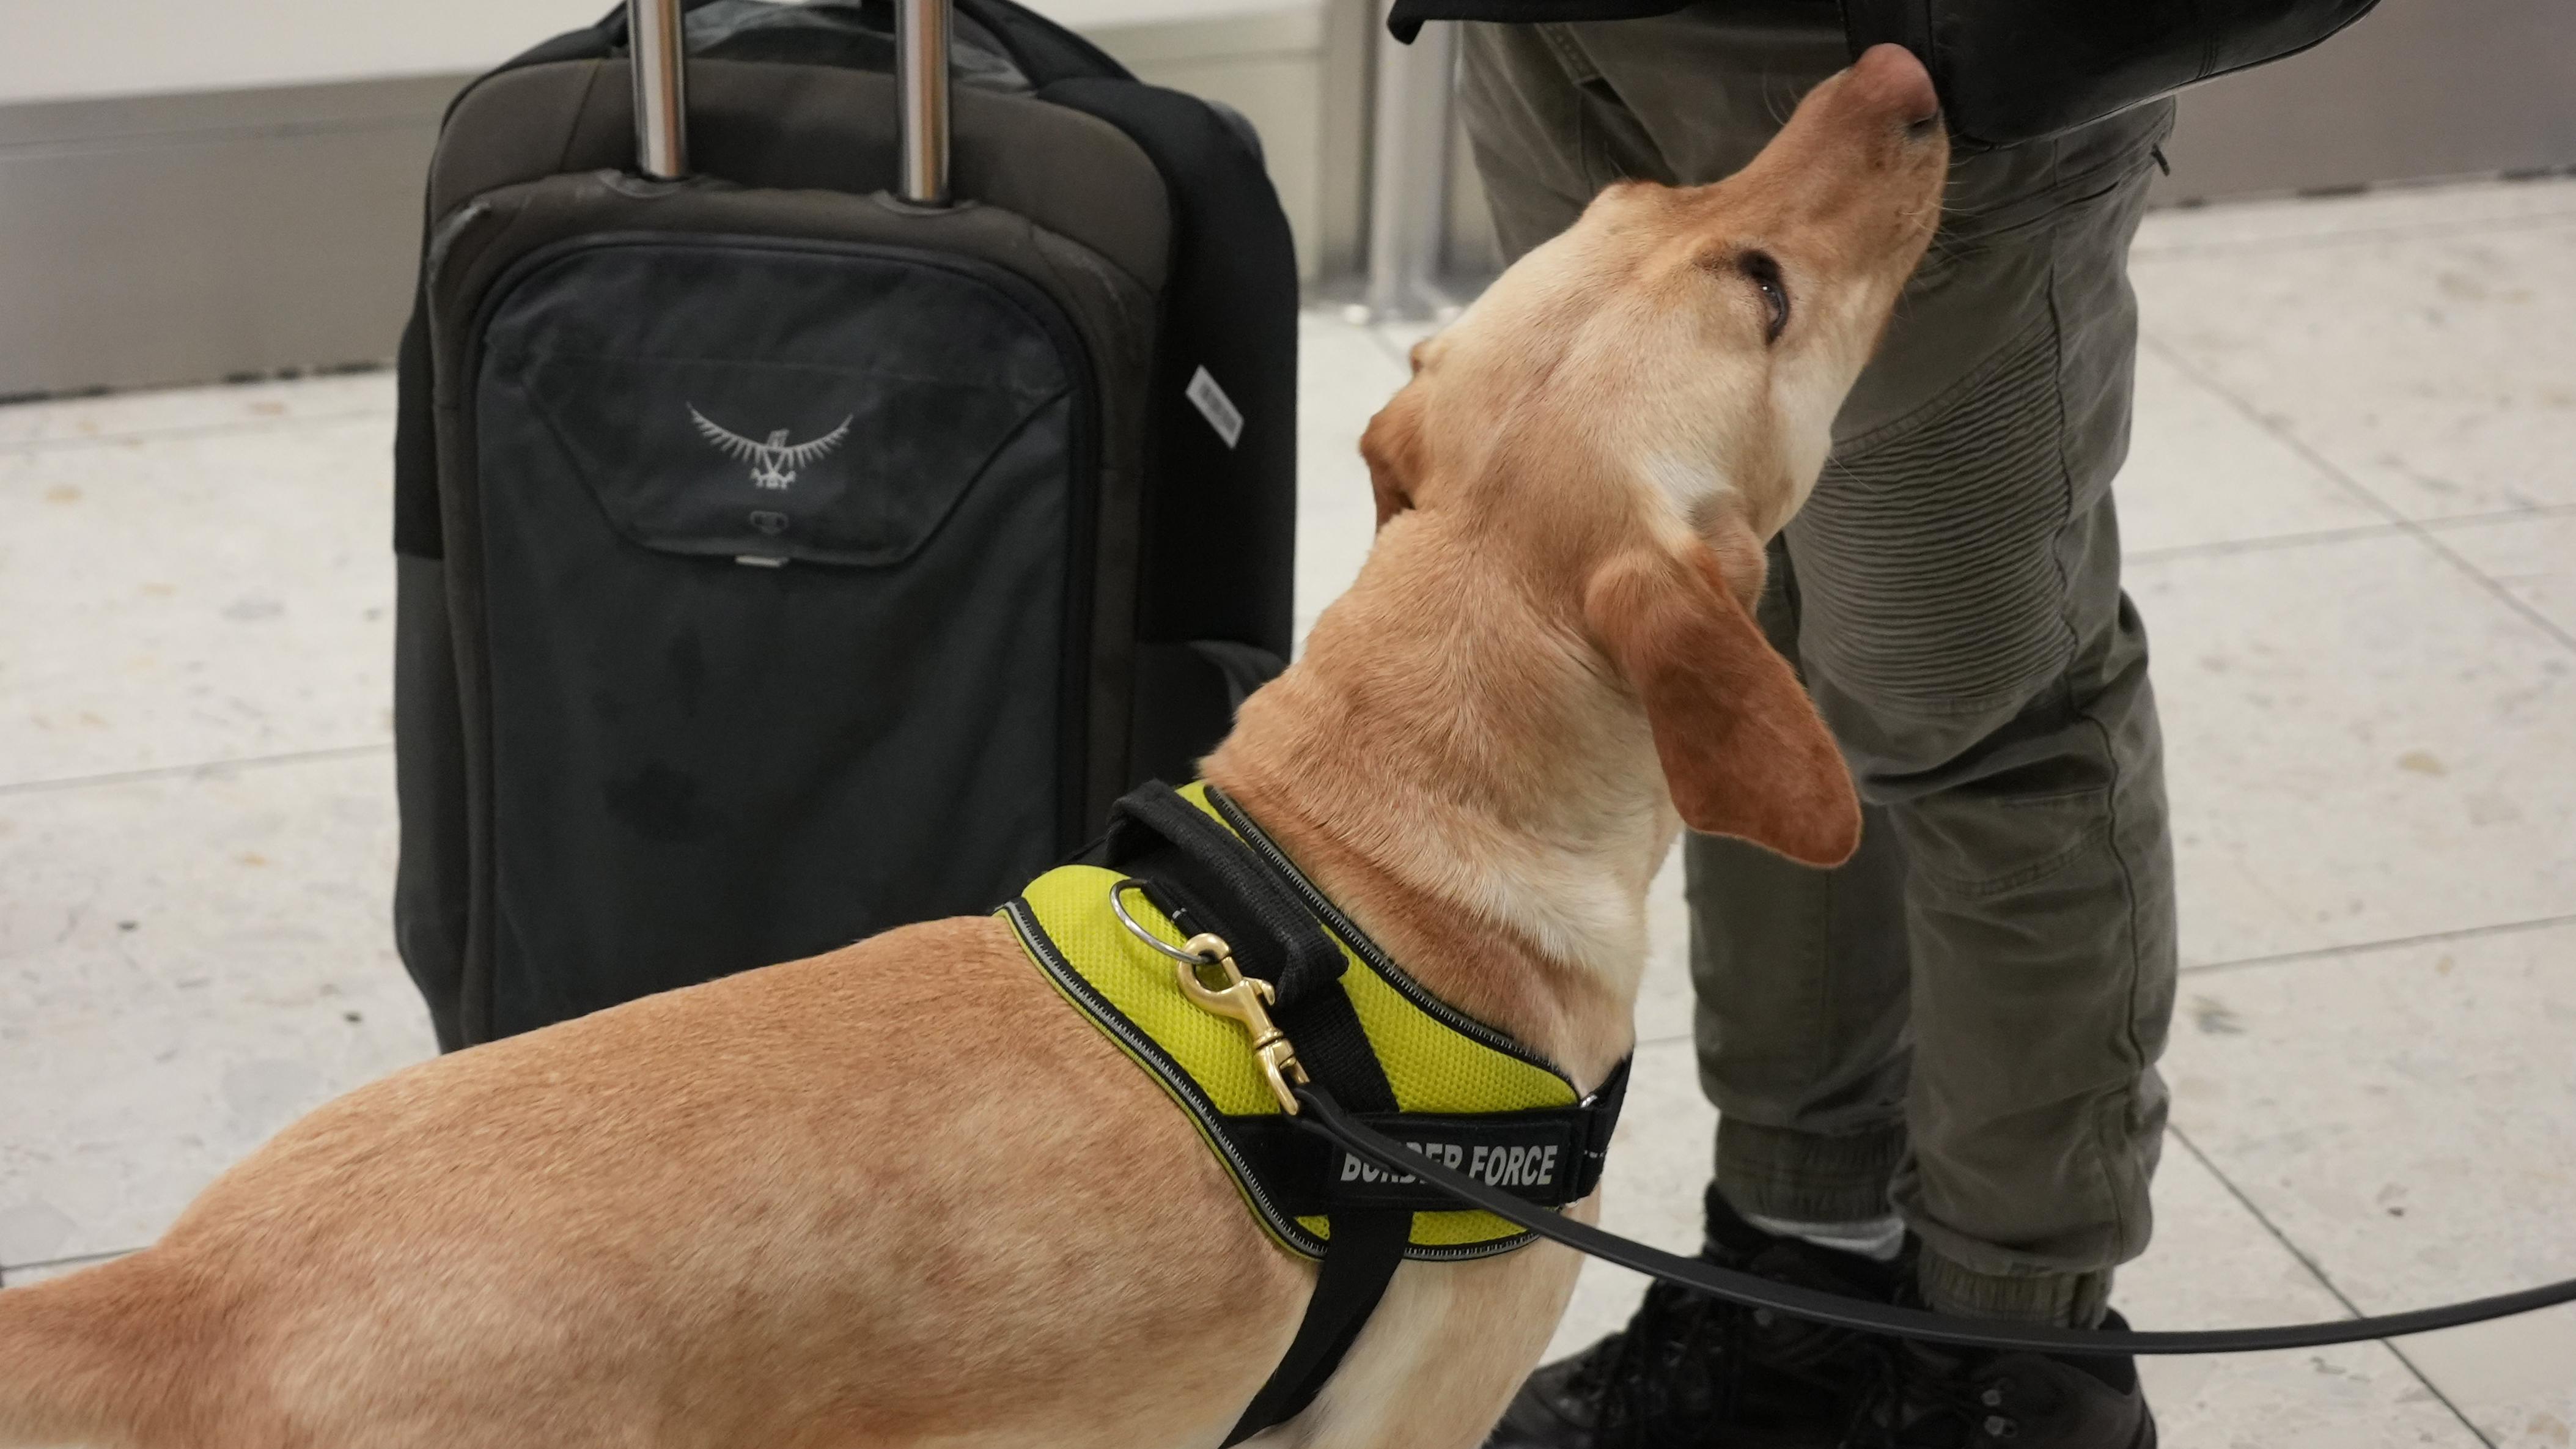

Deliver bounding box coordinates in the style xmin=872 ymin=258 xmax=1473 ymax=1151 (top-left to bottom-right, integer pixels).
xmin=1457 ymin=5 xmax=2180 ymax=1325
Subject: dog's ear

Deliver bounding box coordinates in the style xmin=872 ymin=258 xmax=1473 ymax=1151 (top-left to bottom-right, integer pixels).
xmin=1361 ymin=389 xmax=1424 ymax=529
xmin=1585 ymin=541 xmax=1860 ymax=866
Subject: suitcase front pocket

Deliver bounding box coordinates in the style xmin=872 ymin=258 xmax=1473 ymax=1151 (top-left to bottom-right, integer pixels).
xmin=469 ymin=234 xmax=1096 ymax=1034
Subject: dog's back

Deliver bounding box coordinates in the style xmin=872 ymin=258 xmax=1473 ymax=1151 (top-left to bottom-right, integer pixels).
xmin=1 ymin=1252 xmax=211 ymax=1447
xmin=0 ymin=915 xmax=1299 ymax=1449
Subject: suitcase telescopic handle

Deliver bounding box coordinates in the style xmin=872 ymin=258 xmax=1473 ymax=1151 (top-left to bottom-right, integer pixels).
xmin=624 ymin=0 xmax=954 ymax=206
xmin=628 ymin=0 xmax=690 ymax=179
xmin=895 ymin=0 xmax=954 ymax=205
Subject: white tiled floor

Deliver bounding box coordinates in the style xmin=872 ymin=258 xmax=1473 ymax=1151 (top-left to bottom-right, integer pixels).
xmin=5 ymin=175 xmax=2574 ymax=1443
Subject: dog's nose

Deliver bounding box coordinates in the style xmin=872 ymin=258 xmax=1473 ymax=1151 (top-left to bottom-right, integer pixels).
xmin=1847 ymin=43 xmax=1941 ymax=131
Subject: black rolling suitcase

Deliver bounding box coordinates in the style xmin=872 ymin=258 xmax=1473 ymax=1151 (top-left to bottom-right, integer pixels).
xmin=391 ymin=0 xmax=1298 ymax=1049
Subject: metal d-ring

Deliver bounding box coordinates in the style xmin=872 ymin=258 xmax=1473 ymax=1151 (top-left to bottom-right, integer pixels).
xmin=1109 ymin=878 xmax=1225 ymax=966
xmin=1108 ymin=877 xmax=1307 ymax=1113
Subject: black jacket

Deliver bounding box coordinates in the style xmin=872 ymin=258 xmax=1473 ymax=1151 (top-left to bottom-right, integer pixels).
xmin=1389 ymin=0 xmax=2385 ymax=146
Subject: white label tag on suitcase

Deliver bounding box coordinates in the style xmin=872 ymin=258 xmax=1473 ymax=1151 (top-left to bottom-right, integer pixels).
xmin=1186 ymin=366 xmax=1245 ymax=450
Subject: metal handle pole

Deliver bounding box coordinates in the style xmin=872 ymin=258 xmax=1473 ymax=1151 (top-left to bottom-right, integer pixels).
xmin=1363 ymin=6 xmax=1455 ymax=320
xmin=629 ymin=0 xmax=690 ymax=179
xmin=896 ymin=0 xmax=954 ymax=205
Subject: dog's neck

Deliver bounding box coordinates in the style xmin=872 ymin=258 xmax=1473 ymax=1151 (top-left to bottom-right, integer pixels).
xmin=1201 ymin=522 xmax=1669 ymax=1089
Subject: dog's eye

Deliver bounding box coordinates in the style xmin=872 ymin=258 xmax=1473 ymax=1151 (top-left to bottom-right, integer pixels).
xmin=1740 ymin=251 xmax=1790 ymax=343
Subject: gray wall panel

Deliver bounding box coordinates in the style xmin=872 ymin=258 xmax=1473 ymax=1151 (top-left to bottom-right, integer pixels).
xmin=0 ymin=76 xmax=460 ymax=398
xmin=0 ymin=9 xmax=1350 ymax=399
xmin=2154 ymin=0 xmax=2576 ymax=203
xmin=4 ymin=0 xmax=2568 ymax=397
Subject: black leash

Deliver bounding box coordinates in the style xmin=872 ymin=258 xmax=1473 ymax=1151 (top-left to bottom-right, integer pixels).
xmin=1101 ymin=776 xmax=2576 ymax=1381
xmin=1290 ymin=1082 xmax=2576 ymax=1357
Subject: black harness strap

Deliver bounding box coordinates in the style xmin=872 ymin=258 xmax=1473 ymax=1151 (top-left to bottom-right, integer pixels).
xmin=1101 ymin=783 xmax=1411 ymax=1445
xmin=1223 ymin=1206 xmax=1411 ymax=1440
xmin=1219 ymin=1064 xmax=1627 ymax=1219
xmin=1104 ymin=783 xmax=1346 ymax=1006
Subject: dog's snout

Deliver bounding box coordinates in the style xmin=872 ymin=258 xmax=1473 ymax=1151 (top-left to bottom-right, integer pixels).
xmin=1847 ymin=43 xmax=1941 ymax=132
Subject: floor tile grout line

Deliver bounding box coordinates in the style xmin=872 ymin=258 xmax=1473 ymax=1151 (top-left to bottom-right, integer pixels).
xmin=2124 ymin=501 xmax=2576 ymax=566
xmin=2166 ymin=1127 xmax=2499 ymax=1448
xmin=0 ymin=741 xmax=394 ymax=798
xmin=1 ymin=1247 xmax=138 ymax=1278
xmin=2124 ymin=521 xmax=2410 ymax=567
xmin=2416 ymin=499 xmax=2576 ymax=528
xmin=2140 ymin=334 xmax=2576 ymax=658
xmin=1655 ymin=907 xmax=2576 ymax=1033
xmin=2399 ymin=524 xmax=2576 ymax=655
xmin=0 ymin=406 xmax=398 ymax=460
xmin=2178 ymin=913 xmax=2576 ymax=977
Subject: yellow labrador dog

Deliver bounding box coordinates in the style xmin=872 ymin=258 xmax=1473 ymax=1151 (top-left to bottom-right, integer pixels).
xmin=0 ymin=45 xmax=1944 ymax=1449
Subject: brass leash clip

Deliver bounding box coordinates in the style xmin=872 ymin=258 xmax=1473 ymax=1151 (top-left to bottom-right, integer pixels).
xmin=1172 ymin=933 xmax=1311 ymax=1115
xmin=1111 ymin=880 xmax=1311 ymax=1114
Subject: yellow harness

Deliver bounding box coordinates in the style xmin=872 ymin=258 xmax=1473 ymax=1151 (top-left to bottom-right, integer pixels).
xmin=1000 ymin=782 xmax=1626 ymax=1261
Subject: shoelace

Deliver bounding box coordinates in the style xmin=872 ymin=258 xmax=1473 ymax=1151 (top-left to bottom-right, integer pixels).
xmin=1583 ymin=1279 xmax=1756 ymax=1449
xmin=1579 ymin=1250 xmax=1901 ymax=1449
xmin=1842 ymin=1345 xmax=2023 ymax=1449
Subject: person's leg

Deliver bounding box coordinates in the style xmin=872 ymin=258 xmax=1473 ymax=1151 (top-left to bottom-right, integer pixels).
xmin=1462 ymin=23 xmax=1916 ymax=1449
xmin=1686 ymin=557 xmax=1916 ymax=1253
xmin=1465 ymin=6 xmax=1927 ymax=1266
xmin=1771 ymin=108 xmax=2179 ymax=1329
xmin=1468 ymin=0 xmax=1931 ymax=1269
xmin=1473 ymin=1 xmax=2181 ymax=1327
xmin=1455 ymin=21 xmax=1650 ymax=257
xmin=1457 ymin=3 xmax=1844 ymax=254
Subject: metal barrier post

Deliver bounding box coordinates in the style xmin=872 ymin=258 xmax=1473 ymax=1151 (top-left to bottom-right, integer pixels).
xmin=1362 ymin=7 xmax=1457 ymax=320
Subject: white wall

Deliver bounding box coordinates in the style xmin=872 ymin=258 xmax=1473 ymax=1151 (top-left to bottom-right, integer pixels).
xmin=1026 ymin=0 xmax=1292 ymax=27
xmin=0 ymin=0 xmax=1295 ymax=106
xmin=0 ymin=0 xmax=608 ymax=104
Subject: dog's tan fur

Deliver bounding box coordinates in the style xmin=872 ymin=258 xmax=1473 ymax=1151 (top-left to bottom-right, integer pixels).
xmin=0 ymin=47 xmax=1943 ymax=1449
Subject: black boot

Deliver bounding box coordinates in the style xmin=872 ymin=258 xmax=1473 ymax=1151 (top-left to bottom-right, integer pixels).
xmin=1840 ymin=1310 xmax=2157 ymax=1449
xmin=1484 ymin=1189 xmax=1904 ymax=1449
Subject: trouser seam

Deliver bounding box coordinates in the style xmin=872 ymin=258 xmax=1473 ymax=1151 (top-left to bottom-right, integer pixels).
xmin=1536 ymin=23 xmax=1634 ymax=193
xmin=1907 ymin=813 xmax=2106 ymax=899
xmin=2041 ymin=228 xmax=2087 ymax=717
xmin=1832 ymin=312 xmax=2052 ymax=457
xmin=2045 ymin=183 xmax=2155 ymax=1272
xmin=1537 ymin=21 xmax=1602 ymax=87
xmin=2039 ymin=212 xmax=2135 ymax=1269
xmin=1927 ymin=105 xmax=2176 ymax=249
xmin=2080 ymin=695 xmax=2153 ymax=1267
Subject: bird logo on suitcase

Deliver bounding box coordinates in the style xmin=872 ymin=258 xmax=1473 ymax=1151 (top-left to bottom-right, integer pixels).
xmin=689 ymin=405 xmax=855 ymax=490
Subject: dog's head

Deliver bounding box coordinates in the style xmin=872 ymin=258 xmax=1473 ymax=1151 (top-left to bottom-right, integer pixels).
xmin=1359 ymin=45 xmax=1947 ymax=868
